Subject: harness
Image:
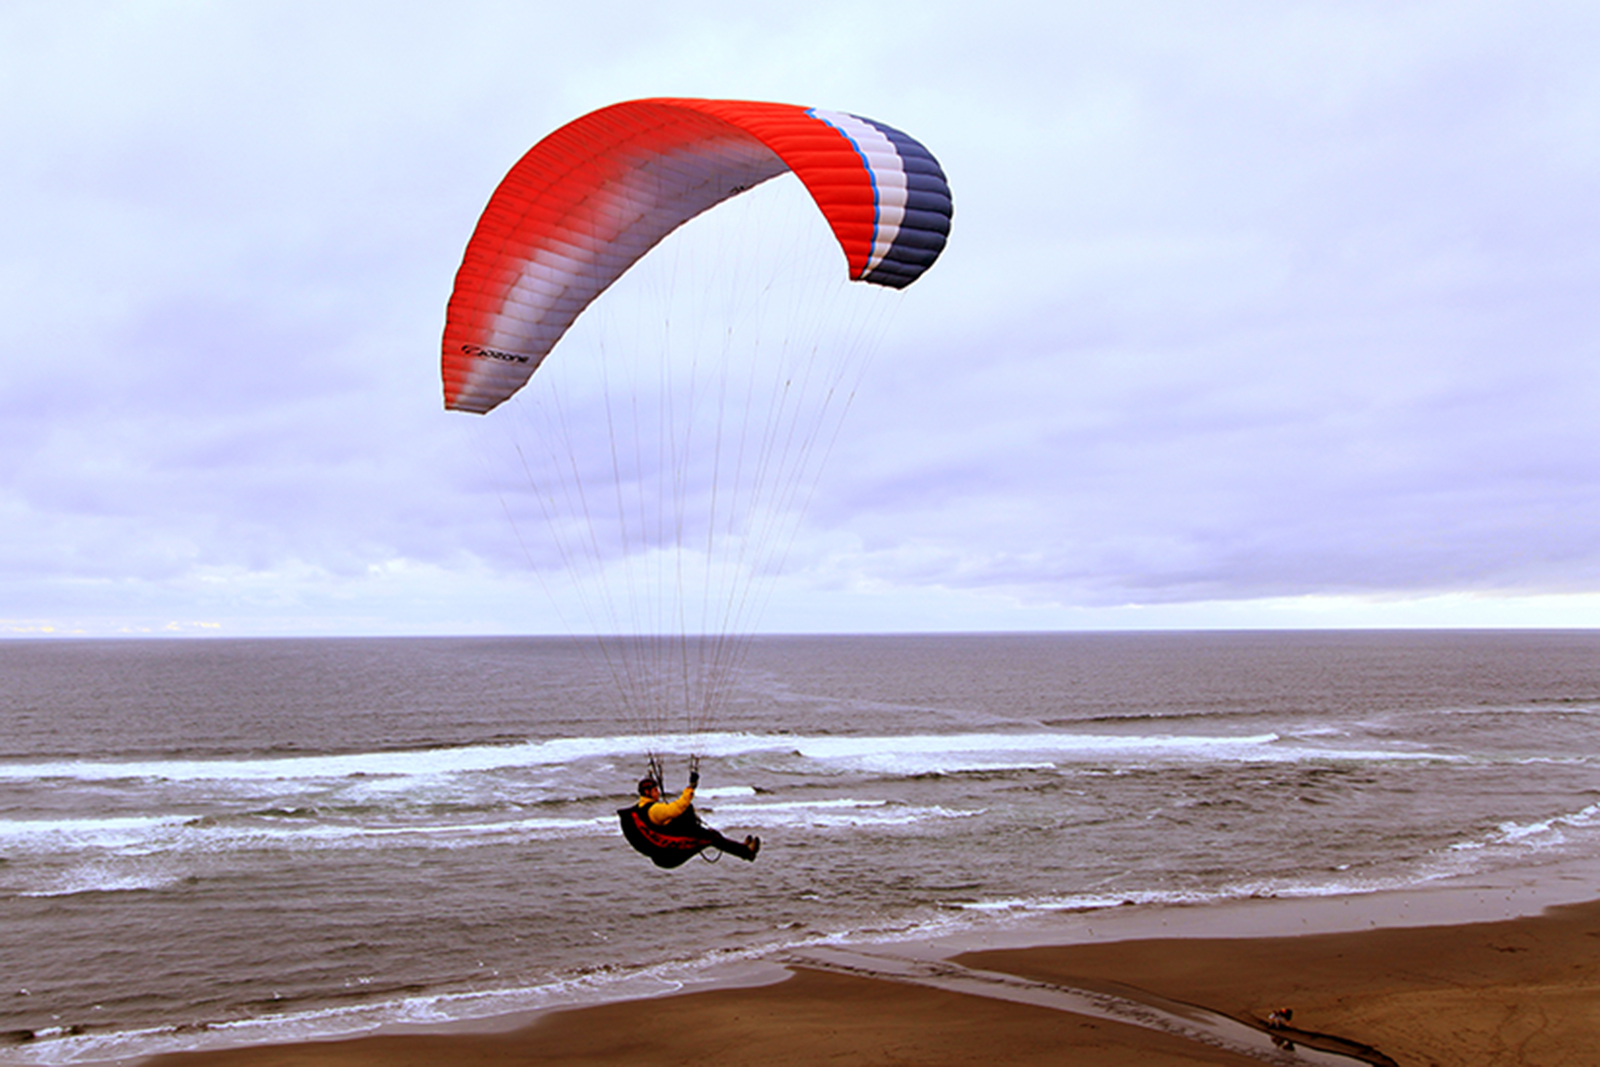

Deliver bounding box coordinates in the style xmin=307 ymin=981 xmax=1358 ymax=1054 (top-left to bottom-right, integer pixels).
xmin=616 ymin=805 xmax=711 ymax=869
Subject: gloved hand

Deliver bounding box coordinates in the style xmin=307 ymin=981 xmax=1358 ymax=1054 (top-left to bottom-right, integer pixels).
xmin=689 ymin=770 xmax=700 ymax=788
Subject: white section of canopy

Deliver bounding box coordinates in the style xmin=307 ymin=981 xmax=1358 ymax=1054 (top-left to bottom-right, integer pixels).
xmin=807 ymin=109 xmax=907 ymax=276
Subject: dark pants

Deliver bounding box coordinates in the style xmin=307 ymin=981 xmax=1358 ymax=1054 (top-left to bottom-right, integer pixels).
xmin=662 ymin=809 xmax=757 ymax=861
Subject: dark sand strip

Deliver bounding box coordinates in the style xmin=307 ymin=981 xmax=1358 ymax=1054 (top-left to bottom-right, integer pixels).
xmin=787 ymin=946 xmax=1367 ymax=1064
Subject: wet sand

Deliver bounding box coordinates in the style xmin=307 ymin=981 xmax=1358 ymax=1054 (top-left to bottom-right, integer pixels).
xmin=140 ymin=896 xmax=1600 ymax=1067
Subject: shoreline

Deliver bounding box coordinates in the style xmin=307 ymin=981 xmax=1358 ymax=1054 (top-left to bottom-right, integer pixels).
xmin=53 ymin=855 xmax=1592 ymax=1066
xmin=127 ymin=895 xmax=1600 ymax=1066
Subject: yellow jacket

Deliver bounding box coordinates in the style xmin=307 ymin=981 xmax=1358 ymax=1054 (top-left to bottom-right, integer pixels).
xmin=638 ymin=784 xmax=695 ymax=825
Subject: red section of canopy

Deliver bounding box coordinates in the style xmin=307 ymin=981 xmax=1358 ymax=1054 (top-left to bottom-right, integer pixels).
xmin=441 ymin=98 xmax=877 ymax=412
xmin=671 ymin=99 xmax=878 ymax=276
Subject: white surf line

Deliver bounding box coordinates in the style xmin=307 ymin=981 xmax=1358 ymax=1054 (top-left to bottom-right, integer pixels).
xmin=782 ymin=947 xmax=1374 ymax=1067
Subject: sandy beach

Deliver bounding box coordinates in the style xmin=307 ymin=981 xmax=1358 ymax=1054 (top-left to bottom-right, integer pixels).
xmin=138 ymin=893 xmax=1600 ymax=1067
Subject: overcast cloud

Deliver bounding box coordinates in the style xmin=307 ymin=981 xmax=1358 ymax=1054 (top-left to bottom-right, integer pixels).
xmin=4 ymin=1 xmax=1599 ymax=636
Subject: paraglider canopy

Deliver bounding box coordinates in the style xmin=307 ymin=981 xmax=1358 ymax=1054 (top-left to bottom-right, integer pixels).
xmin=442 ymin=97 xmax=952 ymax=415
xmin=439 ymin=98 xmax=952 ymax=801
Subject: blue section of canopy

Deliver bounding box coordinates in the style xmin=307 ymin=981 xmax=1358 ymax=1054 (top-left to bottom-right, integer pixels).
xmin=860 ymin=117 xmax=953 ymax=288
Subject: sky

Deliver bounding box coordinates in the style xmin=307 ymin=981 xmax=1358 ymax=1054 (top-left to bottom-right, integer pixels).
xmin=4 ymin=1 xmax=1600 ymax=637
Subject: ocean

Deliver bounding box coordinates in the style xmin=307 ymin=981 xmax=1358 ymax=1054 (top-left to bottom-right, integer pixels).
xmin=3 ymin=631 xmax=1599 ymax=1063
